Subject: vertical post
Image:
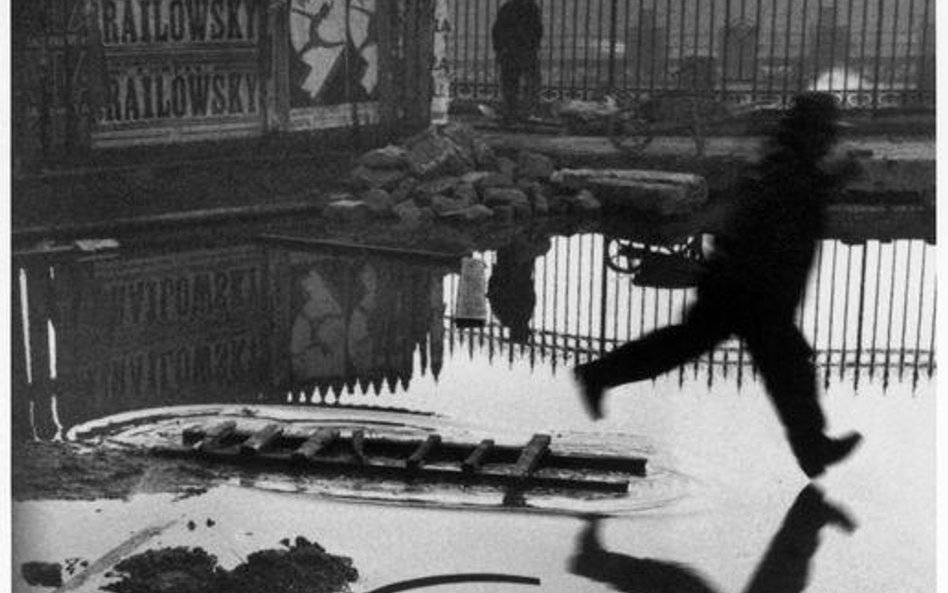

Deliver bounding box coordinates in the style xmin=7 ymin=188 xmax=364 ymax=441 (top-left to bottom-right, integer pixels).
xmin=12 ymin=266 xmax=31 ymax=442
xmin=25 ymin=262 xmax=56 ymax=440
xmin=430 ymin=0 xmax=452 ymax=125
xmin=853 ymin=242 xmax=868 ymax=390
xmin=607 ymin=0 xmax=619 ymax=91
xmin=871 ymin=0 xmax=885 ymax=112
xmin=599 ymin=235 xmax=609 ymax=356
xmin=267 ymin=0 xmax=290 ymax=132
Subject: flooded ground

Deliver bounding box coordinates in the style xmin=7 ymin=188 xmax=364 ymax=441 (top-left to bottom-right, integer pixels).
xmin=11 ymin=214 xmax=935 ymax=592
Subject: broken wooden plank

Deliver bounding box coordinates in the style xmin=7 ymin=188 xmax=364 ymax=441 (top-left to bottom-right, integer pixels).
xmin=195 ymin=420 xmax=237 ymax=451
xmin=462 ymin=439 xmax=495 ymax=473
xmin=240 ymin=423 xmax=283 ymax=456
xmin=511 ymin=434 xmax=551 ymax=478
xmin=291 ymin=428 xmax=340 ymax=461
xmin=405 ymin=435 xmax=442 ymax=471
xmin=351 ymin=430 xmax=367 ymax=464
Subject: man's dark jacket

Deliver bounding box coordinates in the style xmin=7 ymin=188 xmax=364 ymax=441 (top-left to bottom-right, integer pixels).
xmin=492 ymin=0 xmax=543 ymax=56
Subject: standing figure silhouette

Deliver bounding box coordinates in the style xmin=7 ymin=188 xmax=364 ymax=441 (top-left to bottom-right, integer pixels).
xmin=574 ymin=92 xmax=862 ymax=478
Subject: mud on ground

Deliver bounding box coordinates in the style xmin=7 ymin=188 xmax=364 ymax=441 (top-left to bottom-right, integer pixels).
xmin=11 ymin=440 xmax=230 ymax=502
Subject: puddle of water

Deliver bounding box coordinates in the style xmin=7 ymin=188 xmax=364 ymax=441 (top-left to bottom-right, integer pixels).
xmin=10 ymin=223 xmax=936 ymax=592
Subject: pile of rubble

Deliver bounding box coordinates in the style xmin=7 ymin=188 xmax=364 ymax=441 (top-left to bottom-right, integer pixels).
xmin=323 ymin=123 xmax=604 ymax=226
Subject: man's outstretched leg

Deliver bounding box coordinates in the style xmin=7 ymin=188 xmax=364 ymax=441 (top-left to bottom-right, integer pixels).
xmin=744 ymin=324 xmax=861 ymax=478
xmin=575 ymin=300 xmax=729 ymax=419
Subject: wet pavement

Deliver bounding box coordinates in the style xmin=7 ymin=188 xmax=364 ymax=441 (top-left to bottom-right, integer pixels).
xmin=10 ymin=215 xmax=936 ymax=592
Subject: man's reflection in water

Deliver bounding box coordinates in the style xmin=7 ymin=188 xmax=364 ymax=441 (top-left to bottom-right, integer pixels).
xmin=487 ymin=235 xmax=552 ymax=343
xmin=569 ymin=486 xmax=856 ymax=593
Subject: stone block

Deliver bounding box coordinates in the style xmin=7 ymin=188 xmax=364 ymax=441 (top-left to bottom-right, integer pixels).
xmin=358 ymin=145 xmax=409 ymax=169
xmin=550 ymin=168 xmax=707 ymax=216
xmin=324 ymin=200 xmax=371 ymax=224
xmin=454 ymin=183 xmax=480 ymax=206
xmin=439 ymin=122 xmax=479 ymax=167
xmin=361 ymin=188 xmax=395 ymax=216
xmin=431 ymin=195 xmax=469 ymax=216
xmin=493 ymin=205 xmax=515 ymax=224
xmin=533 ymin=193 xmax=550 ymax=216
xmin=440 ymin=204 xmax=495 ymax=223
xmin=393 ymin=199 xmax=424 ymax=226
xmin=390 ymin=177 xmax=420 ymax=204
xmin=483 ymin=187 xmax=529 ymax=208
xmin=461 ymin=171 xmax=493 ymax=185
xmin=405 ymin=130 xmax=472 ymax=179
xmin=498 ymin=157 xmax=517 ymax=180
xmin=473 ymin=138 xmax=498 ymax=170
xmin=572 ymin=189 xmax=603 ymax=213
xmin=414 ymin=176 xmax=459 ymax=200
xmin=350 ymin=166 xmax=410 ymax=191
xmin=517 ymin=151 xmax=555 ymax=180
xmin=474 ymin=172 xmax=515 ymax=193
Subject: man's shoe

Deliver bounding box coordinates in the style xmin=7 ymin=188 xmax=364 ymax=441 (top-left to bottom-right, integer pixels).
xmin=574 ymin=364 xmax=605 ymax=420
xmin=798 ymin=432 xmax=863 ymax=478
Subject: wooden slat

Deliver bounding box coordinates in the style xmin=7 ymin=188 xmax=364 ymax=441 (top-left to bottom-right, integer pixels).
xmin=240 ymin=423 xmax=283 ymax=456
xmin=405 ymin=435 xmax=442 ymax=471
xmin=195 ymin=420 xmax=237 ymax=451
xmin=462 ymin=439 xmax=495 ymax=473
xmin=292 ymin=428 xmax=340 ymax=461
xmin=511 ymin=434 xmax=551 ymax=478
xmin=182 ymin=424 xmax=205 ymax=446
xmin=351 ymin=430 xmax=367 ymax=464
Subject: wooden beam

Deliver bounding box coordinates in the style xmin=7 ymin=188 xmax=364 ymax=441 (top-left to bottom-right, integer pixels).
xmin=240 ymin=423 xmax=283 ymax=456
xmin=292 ymin=428 xmax=340 ymax=461
xmin=511 ymin=435 xmax=551 ymax=478
xmin=462 ymin=439 xmax=495 ymax=473
xmin=351 ymin=430 xmax=367 ymax=464
xmin=406 ymin=434 xmax=442 ymax=471
xmin=182 ymin=424 xmax=205 ymax=446
xmin=195 ymin=420 xmax=237 ymax=451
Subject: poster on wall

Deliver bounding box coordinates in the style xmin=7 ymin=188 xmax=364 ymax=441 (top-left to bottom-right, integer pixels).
xmin=91 ymin=0 xmax=264 ymax=146
xmin=287 ymin=0 xmax=380 ymax=130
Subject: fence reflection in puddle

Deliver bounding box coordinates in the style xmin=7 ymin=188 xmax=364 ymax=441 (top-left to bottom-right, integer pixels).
xmin=10 ymin=233 xmax=936 ymax=440
xmin=447 ymin=234 xmax=936 ymax=391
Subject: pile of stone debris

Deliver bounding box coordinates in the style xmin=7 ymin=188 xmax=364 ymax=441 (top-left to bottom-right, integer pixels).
xmin=322 ymin=123 xmax=604 ymax=226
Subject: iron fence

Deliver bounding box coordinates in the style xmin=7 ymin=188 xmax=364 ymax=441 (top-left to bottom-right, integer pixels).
xmin=449 ymin=0 xmax=935 ymax=110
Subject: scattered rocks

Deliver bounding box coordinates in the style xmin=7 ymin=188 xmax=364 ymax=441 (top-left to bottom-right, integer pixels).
xmin=340 ymin=123 xmax=707 ymax=228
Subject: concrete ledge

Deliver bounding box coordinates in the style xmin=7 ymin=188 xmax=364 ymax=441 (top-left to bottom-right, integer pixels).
xmin=12 ymin=201 xmax=325 ymax=245
xmin=484 ymin=132 xmax=935 ymax=207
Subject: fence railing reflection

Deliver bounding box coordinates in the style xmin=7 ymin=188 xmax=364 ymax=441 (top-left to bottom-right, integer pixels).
xmin=448 ymin=234 xmax=936 ymax=391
